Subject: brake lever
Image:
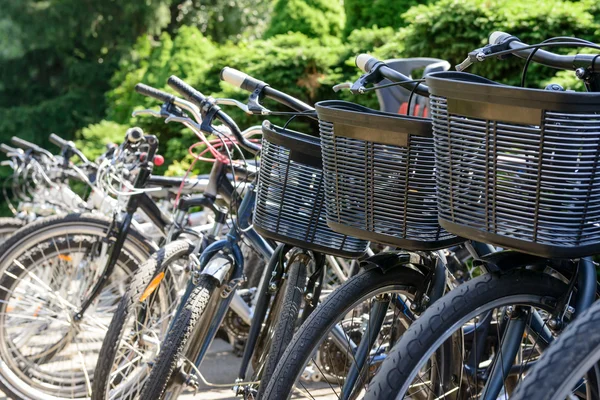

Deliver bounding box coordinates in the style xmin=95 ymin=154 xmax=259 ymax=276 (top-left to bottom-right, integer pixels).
xmin=164 ymin=115 xmax=202 ymax=129
xmin=455 ymin=41 xmax=515 ymax=71
xmin=132 ymin=109 xmax=165 ymax=118
xmin=455 ymin=57 xmax=474 ymax=72
xmin=333 ymin=82 xmax=352 ymax=92
xmin=214 ymin=98 xmax=253 ymax=114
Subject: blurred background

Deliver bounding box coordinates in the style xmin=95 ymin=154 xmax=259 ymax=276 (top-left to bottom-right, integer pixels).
xmin=1 ymin=0 xmax=598 ymax=215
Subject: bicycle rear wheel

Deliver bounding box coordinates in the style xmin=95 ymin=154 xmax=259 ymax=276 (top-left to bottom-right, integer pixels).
xmin=0 ymin=213 xmax=153 ymax=400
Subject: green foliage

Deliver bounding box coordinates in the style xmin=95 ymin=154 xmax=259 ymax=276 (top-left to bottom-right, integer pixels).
xmin=207 ymin=33 xmax=347 ymax=133
xmin=101 ymin=26 xmax=219 ymax=175
xmin=75 ymin=121 xmax=129 ymax=161
xmin=343 ymin=0 xmax=430 ymax=37
xmin=167 ymin=0 xmax=272 ymax=42
xmin=265 ymin=0 xmax=345 ymax=38
xmin=399 ymin=0 xmax=597 ymax=87
xmin=0 ymin=0 xmax=173 ymax=152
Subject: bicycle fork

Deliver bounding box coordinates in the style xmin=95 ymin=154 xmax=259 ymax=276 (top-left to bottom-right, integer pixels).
xmin=477 ymin=256 xmax=597 ymax=400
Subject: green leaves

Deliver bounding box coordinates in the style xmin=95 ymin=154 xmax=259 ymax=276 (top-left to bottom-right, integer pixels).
xmin=265 ymin=0 xmax=345 ymax=38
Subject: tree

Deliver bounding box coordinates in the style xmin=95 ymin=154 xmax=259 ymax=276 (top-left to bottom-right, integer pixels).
xmin=343 ymin=0 xmax=430 ymax=37
xmin=265 ymin=0 xmax=345 ymax=38
xmin=0 ymin=0 xmax=172 ymax=148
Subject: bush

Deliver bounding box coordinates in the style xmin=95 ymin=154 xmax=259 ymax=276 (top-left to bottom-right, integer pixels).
xmin=81 ymin=26 xmax=219 ymax=175
xmin=399 ymin=0 xmax=597 ymax=87
xmin=343 ymin=0 xmax=430 ymax=37
xmin=75 ymin=121 xmax=130 ymax=161
xmin=265 ymin=0 xmax=345 ymax=38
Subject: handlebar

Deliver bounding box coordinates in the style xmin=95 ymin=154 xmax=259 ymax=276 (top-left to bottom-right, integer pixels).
xmin=11 ymin=137 xmax=54 ymax=158
xmin=134 ymin=84 xmax=176 ymax=104
xmin=220 ymin=67 xmax=314 ymax=113
xmin=167 ymin=75 xmax=261 ymax=154
xmin=48 ymin=133 xmax=91 ymax=165
xmin=487 ymin=31 xmax=600 ymax=71
xmin=167 ymin=76 xmax=207 ymax=107
xmin=354 ymin=54 xmax=430 ymax=97
xmin=0 ymin=143 xmax=20 ymax=155
xmin=49 ymin=133 xmax=68 ymax=148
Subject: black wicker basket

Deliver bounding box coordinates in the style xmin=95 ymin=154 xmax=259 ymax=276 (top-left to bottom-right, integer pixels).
xmin=427 ymin=71 xmax=600 ymax=258
xmin=315 ymin=100 xmax=463 ymax=250
xmin=253 ymin=120 xmax=369 ymax=258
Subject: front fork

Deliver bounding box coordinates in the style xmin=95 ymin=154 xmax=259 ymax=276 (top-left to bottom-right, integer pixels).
xmin=478 ymin=256 xmax=597 ymax=400
xmin=341 ymin=295 xmax=390 ymax=400
xmin=74 ymin=212 xmax=134 ymax=320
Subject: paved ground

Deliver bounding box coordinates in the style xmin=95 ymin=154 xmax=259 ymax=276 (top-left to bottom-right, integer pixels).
xmin=0 ymin=339 xmax=336 ymax=399
xmin=179 ymin=339 xmax=246 ymax=400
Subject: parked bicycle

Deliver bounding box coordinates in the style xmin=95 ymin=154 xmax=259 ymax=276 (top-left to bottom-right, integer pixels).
xmin=358 ymin=31 xmax=600 ymax=400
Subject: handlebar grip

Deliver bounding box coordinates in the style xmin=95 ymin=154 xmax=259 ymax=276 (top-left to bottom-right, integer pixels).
xmin=134 ymin=83 xmax=175 ymax=104
xmin=49 ymin=133 xmax=68 ymax=148
xmin=356 ymin=54 xmax=379 ymax=73
xmin=220 ymin=67 xmax=268 ymax=93
xmin=167 ymin=75 xmax=206 ymax=106
xmin=11 ymin=137 xmax=38 ymax=152
xmin=489 ymin=31 xmax=513 ymax=45
xmin=0 ymin=144 xmax=18 ymax=155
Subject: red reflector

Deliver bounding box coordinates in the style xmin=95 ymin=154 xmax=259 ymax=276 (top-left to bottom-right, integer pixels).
xmin=153 ymin=155 xmax=164 ymax=166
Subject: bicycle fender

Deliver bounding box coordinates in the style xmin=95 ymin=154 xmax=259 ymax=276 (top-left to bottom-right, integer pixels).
xmin=360 ymin=251 xmax=431 ymax=274
xmin=201 ymin=255 xmax=233 ymax=284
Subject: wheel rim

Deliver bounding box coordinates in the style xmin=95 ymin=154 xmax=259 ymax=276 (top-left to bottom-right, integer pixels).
xmin=0 ymin=222 xmax=146 ymax=399
xmin=277 ymin=284 xmax=417 ymax=400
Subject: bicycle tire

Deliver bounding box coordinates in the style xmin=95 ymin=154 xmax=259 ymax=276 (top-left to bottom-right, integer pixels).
xmin=92 ymin=240 xmax=193 ymax=400
xmin=139 ymin=275 xmax=218 ymax=400
xmin=510 ymin=299 xmax=600 ymax=400
xmin=0 ymin=213 xmax=154 ymax=400
xmin=255 ymin=252 xmax=308 ymax=398
xmin=364 ymin=269 xmax=568 ymax=400
xmin=0 ymin=217 xmax=25 ymax=243
xmin=262 ymin=266 xmax=426 ymax=400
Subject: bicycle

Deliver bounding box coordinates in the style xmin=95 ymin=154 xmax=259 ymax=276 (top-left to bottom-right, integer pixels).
xmin=91 ymin=81 xmax=272 ymax=400
xmin=354 ymin=31 xmax=600 ymax=399
xmin=259 ymin=54 xmax=488 ymax=400
xmin=121 ymin=73 xmax=370 ymax=400
xmin=0 ymin=135 xmax=94 ymax=242
xmin=0 ymin=126 xmax=229 ymax=400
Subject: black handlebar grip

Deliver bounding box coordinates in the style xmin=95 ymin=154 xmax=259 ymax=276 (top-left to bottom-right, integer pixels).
xmin=167 ymin=75 xmax=206 ymax=106
xmin=134 ymin=83 xmax=175 ymax=103
xmin=11 ymin=136 xmax=38 ymax=152
xmin=49 ymin=133 xmax=68 ymax=148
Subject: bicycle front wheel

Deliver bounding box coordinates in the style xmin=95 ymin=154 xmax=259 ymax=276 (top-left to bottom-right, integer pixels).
xmin=0 ymin=213 xmax=153 ymax=400
xmin=365 ymin=269 xmax=568 ymax=400
xmin=510 ymin=298 xmax=600 ymax=400
xmin=0 ymin=217 xmax=25 ymax=244
xmin=263 ymin=266 xmax=427 ymax=400
xmin=139 ymin=274 xmax=220 ymax=400
xmin=92 ymin=240 xmax=192 ymax=400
